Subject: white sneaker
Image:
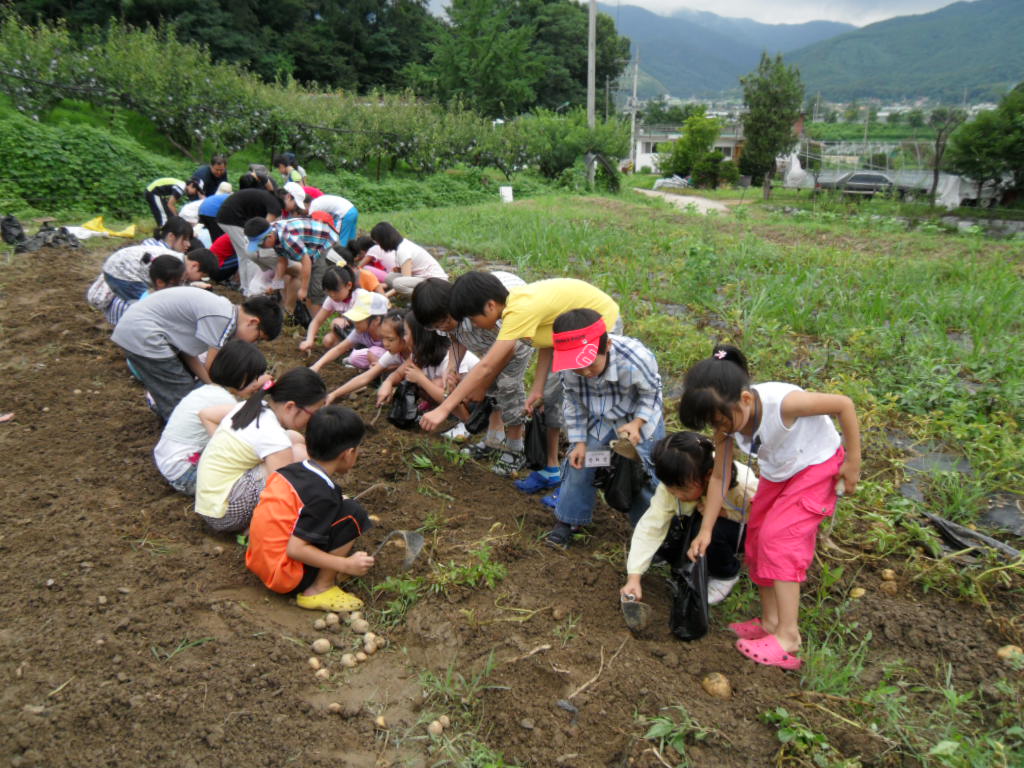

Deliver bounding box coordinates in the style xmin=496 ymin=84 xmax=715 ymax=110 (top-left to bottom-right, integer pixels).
xmin=442 ymin=422 xmax=471 ymax=441
xmin=707 ymin=575 xmax=740 ymax=605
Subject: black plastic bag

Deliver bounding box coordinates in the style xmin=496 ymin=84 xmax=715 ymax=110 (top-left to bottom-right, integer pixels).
xmin=387 ymin=381 xmax=420 ymax=430
xmin=523 ymin=410 xmax=548 ymax=470
xmin=464 ymin=396 xmax=494 ymax=435
xmin=1 ymin=215 xmax=27 ymax=246
xmin=667 ymin=513 xmax=709 ymax=641
xmin=292 ymin=300 xmax=313 ymax=330
xmin=592 ymin=453 xmax=648 ymax=514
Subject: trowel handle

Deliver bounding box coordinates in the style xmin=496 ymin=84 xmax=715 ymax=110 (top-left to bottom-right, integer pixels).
xmin=835 ymin=477 xmax=846 ymax=497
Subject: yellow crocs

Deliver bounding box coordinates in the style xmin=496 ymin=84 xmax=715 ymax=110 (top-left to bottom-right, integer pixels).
xmin=296 ymin=586 xmax=364 ymax=612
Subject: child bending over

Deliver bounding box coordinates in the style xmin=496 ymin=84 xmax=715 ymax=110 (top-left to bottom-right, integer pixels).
xmin=154 ymin=340 xmax=268 ymax=494
xmin=246 ymin=406 xmax=375 ymax=612
xmin=300 ymin=268 xmax=379 ymax=354
xmin=311 ymin=291 xmax=390 ymax=372
xmin=195 ymin=367 xmax=326 ymax=533
xmin=620 ymin=432 xmax=758 ymax=612
xmin=544 ymin=309 xmax=664 ymax=549
xmin=679 ymin=344 xmax=861 ymax=670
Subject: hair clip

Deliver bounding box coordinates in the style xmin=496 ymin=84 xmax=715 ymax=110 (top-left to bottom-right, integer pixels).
xmin=714 ymin=350 xmax=727 ymax=360
xmin=261 ymin=379 xmax=275 ymax=391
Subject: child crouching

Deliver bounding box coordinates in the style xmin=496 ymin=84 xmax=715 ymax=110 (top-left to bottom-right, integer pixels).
xmin=620 ymin=432 xmax=758 ymax=612
xmin=246 ymin=406 xmax=375 ymax=612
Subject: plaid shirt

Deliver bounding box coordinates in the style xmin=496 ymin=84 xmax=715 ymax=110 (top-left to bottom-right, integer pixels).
xmin=562 ymin=334 xmax=663 ymax=445
xmin=271 ymin=218 xmax=337 ymax=263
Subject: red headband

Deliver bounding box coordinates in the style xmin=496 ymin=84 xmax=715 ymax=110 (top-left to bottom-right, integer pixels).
xmin=551 ymin=317 xmax=606 ymax=371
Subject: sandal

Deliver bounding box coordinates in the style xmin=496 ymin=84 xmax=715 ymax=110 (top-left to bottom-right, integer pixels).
xmin=514 ymin=471 xmax=561 ymax=494
xmin=544 ymin=522 xmax=576 ymax=550
xmin=735 ymin=635 xmax=802 ymax=670
xmin=728 ymin=617 xmax=767 ymax=640
xmin=296 ymin=586 xmax=364 ymax=612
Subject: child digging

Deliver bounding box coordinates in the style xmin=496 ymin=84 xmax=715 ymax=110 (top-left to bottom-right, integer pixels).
xmin=246 ymin=405 xmax=375 ymax=611
xmin=679 ymin=344 xmax=861 ymax=670
xmin=544 ymin=309 xmax=664 ymax=549
xmin=620 ymin=432 xmax=758 ymax=612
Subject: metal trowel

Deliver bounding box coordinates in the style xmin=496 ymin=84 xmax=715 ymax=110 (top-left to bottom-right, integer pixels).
xmin=371 ymin=530 xmax=425 ymax=570
xmin=620 ymin=593 xmax=652 ymax=632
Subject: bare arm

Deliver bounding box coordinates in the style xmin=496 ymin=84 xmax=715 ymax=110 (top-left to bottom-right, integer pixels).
xmin=285 ymin=536 xmax=374 ymax=576
xmin=198 ymin=403 xmax=235 ymax=435
xmin=310 ymin=337 xmax=355 ymax=372
xmin=302 ymin=306 xmax=332 ymax=350
xmin=687 ymin=435 xmax=732 ymax=560
xmin=328 ymin=362 xmax=389 ymax=402
xmin=781 ymin=391 xmax=862 ymax=492
xmin=418 ymin=339 xmax=517 ymax=431
xmin=182 ymin=353 xmax=212 ymax=384
xmin=298 ymin=254 xmax=312 ymax=301
xmin=525 ymin=347 xmax=553 ymax=412
xmin=263 ymin=447 xmax=295 ymax=475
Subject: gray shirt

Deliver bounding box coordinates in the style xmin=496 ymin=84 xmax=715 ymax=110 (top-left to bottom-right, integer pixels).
xmin=111 ymin=286 xmax=238 ymax=359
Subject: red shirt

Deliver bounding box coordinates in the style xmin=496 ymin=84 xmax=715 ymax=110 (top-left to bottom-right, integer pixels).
xmin=209 ymin=234 xmax=236 ymax=267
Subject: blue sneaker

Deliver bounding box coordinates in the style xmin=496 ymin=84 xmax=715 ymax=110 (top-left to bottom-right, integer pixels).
xmin=541 ymin=489 xmax=560 ymax=509
xmin=514 ymin=470 xmax=561 ymax=494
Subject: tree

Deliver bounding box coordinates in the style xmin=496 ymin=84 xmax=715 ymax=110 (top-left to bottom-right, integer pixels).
xmin=424 ymin=0 xmax=544 ymax=117
xmin=658 ymin=108 xmax=720 ymax=177
xmin=928 ymin=107 xmax=966 ymax=202
xmin=887 ymin=111 xmax=903 ymax=125
xmin=739 ymin=53 xmax=804 ymax=199
xmin=947 ymin=111 xmax=1007 ymax=199
xmin=907 ymin=109 xmax=925 ymax=128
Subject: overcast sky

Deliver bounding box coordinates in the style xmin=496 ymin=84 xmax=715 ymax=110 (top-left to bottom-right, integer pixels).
xmin=615 ymin=1 xmax=965 ymax=26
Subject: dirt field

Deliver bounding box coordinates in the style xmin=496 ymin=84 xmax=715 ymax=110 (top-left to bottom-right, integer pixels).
xmin=0 ymin=245 xmax=1019 ymax=767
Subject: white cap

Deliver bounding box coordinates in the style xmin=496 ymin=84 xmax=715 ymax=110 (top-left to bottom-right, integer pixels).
xmin=284 ymin=181 xmax=307 ymax=212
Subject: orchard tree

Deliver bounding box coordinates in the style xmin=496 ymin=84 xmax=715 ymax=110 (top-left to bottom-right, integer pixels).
xmin=658 ymin=108 xmax=721 ymax=177
xmin=928 ymin=107 xmax=966 ymax=202
xmin=739 ymin=53 xmax=804 ymax=199
xmin=947 ymin=110 xmax=1007 ymax=199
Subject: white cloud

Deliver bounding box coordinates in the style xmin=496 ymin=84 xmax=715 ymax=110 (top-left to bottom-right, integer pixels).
xmin=617 ymin=1 xmax=964 ymax=26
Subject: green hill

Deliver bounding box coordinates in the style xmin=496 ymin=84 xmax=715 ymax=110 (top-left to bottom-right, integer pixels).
xmin=789 ymin=0 xmax=1024 ymax=101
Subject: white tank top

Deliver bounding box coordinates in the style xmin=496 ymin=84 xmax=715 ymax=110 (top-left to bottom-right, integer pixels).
xmin=733 ymin=382 xmax=840 ymax=482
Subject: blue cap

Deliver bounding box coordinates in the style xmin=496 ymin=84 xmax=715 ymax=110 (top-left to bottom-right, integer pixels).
xmin=246 ymin=227 xmax=273 ymax=253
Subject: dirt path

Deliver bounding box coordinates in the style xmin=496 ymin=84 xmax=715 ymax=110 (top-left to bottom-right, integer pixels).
xmin=633 ymin=188 xmax=731 ymax=214
xmin=0 ymin=245 xmax=1017 ymax=767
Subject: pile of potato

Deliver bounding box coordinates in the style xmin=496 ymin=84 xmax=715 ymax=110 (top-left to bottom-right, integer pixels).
xmin=306 ymin=611 xmax=387 ymax=681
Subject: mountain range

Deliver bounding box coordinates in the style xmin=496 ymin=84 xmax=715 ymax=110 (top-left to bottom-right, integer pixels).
xmin=603 ymin=0 xmax=1023 ymax=102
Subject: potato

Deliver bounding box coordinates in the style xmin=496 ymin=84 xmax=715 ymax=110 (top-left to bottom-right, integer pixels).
xmin=325 ymin=612 xmax=340 ymax=626
xmin=850 ymin=587 xmax=866 ymax=599
xmin=879 ymin=581 xmax=898 ymax=596
xmin=363 ymin=641 xmax=377 ymax=655
xmin=350 ymin=611 xmax=363 ymax=622
xmin=355 ymin=651 xmax=368 ymax=663
xmin=374 ymin=715 xmax=387 ymax=729
xmin=314 ymin=668 xmax=330 ymax=680
xmin=997 ymin=645 xmax=1023 ymax=663
xmin=308 ymin=657 xmax=322 ymax=670
xmin=388 ymin=537 xmax=406 ymax=549
xmin=364 ymin=632 xmax=378 ymax=644
xmin=313 ymin=618 xmax=327 ymax=631
xmin=438 ymin=715 xmax=451 ymax=728
xmin=351 ymin=618 xmax=370 ymax=635
xmin=427 ymin=720 xmax=444 ymax=737
xmin=312 ymin=638 xmax=332 ymax=654
xmin=328 ymin=702 xmax=342 ymax=714
xmin=701 ymin=672 xmax=732 ymax=699
xmin=880 ymin=569 xmax=896 ymax=581
xmin=340 ymin=653 xmax=357 ymax=668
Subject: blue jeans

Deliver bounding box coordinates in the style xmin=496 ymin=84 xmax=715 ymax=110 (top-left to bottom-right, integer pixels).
xmin=554 ymin=421 xmax=665 ymax=527
xmin=339 ymin=207 xmax=358 ymax=245
xmin=104 ymin=272 xmax=147 ymax=302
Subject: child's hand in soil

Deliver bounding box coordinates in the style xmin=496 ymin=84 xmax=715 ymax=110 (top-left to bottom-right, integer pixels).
xmin=376 ymin=382 xmax=394 ymax=406
xmin=346 ymin=551 xmax=375 ymax=576
xmin=620 ymin=575 xmax=643 ymax=602
xmin=299 ymin=338 xmax=314 ymax=353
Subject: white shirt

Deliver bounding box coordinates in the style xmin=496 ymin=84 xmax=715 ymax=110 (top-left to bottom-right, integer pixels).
xmin=392 ymin=239 xmax=447 ymax=279
xmin=153 ymin=384 xmax=237 ymax=481
xmin=734 ymin=382 xmax=841 ymax=482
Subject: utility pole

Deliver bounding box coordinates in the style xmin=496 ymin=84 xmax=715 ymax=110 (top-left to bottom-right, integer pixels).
xmin=586 ymin=0 xmax=596 ymax=186
xmin=628 ymin=51 xmax=639 ymax=174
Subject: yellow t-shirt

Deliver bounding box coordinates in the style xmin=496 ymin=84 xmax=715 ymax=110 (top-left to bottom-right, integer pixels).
xmin=496 ymin=278 xmax=619 ymax=348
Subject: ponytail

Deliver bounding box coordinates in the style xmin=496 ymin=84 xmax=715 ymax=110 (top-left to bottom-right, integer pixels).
xmin=406 ymin=311 xmax=448 ymax=368
xmin=677 ymin=343 xmax=751 ymax=431
xmin=231 ymin=367 xmax=326 ymax=431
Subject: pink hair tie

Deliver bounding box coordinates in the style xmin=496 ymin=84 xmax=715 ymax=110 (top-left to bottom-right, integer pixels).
xmin=261 ymin=378 xmax=275 ymax=391
xmin=714 ymin=350 xmax=727 ymax=359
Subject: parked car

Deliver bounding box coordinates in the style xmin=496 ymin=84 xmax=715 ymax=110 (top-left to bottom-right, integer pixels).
xmin=815 ymin=171 xmax=895 ymax=198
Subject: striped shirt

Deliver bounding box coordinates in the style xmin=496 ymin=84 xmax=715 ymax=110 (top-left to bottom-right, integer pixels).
xmin=270 ymin=218 xmax=337 ymax=263
xmin=561 ymin=334 xmax=663 ymax=445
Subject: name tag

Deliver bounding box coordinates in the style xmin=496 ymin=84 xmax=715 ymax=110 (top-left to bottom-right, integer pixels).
xmin=585 ymin=450 xmax=612 ymax=468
